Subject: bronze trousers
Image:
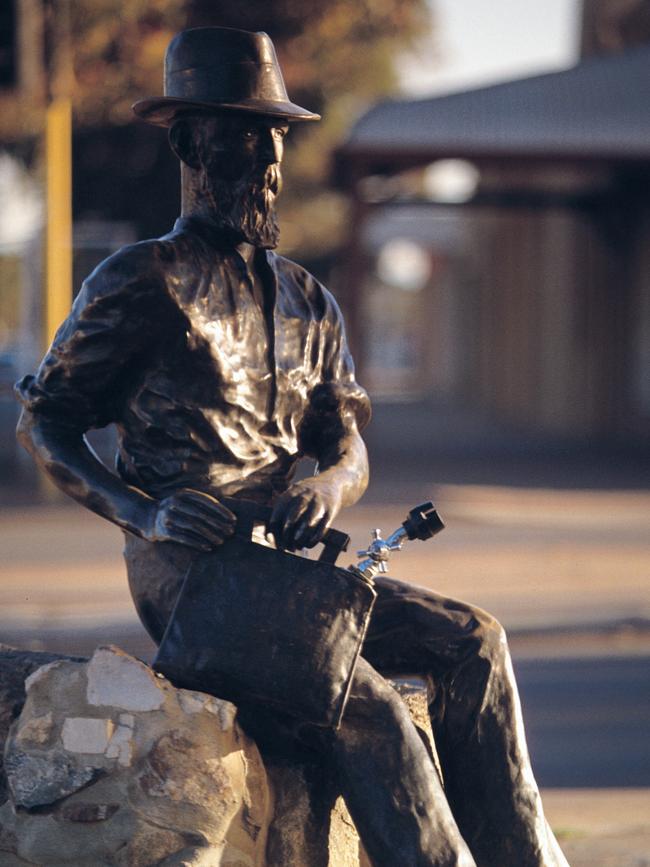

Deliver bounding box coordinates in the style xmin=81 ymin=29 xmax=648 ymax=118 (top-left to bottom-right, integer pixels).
xmin=124 ymin=535 xmax=569 ymax=867
xmin=334 ymin=575 xmax=570 ymax=867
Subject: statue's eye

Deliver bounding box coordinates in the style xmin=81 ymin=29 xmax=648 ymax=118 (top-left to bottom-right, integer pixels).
xmin=241 ymin=129 xmax=257 ymax=141
xmin=273 ymin=127 xmax=288 ymax=140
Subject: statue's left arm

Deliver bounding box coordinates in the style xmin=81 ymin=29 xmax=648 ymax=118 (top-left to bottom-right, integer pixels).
xmin=269 ymin=395 xmax=369 ymax=550
xmin=270 ymin=290 xmax=371 ymax=550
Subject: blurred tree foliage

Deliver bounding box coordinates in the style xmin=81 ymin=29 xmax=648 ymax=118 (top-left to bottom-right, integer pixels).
xmin=68 ymin=0 xmax=433 ymax=256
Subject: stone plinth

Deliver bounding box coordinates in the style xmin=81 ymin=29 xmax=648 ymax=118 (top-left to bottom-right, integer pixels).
xmin=0 ymin=646 xmax=435 ymax=866
xmin=0 ymin=646 xmax=271 ymax=866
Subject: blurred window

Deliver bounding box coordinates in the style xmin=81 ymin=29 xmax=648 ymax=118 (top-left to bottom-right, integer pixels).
xmin=377 ymin=239 xmax=432 ymax=292
xmin=362 ymin=239 xmax=447 ymax=399
xmin=423 ymin=160 xmax=480 ymax=204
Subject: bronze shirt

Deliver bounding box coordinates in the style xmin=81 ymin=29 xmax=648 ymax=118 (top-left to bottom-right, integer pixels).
xmin=16 ymin=216 xmax=370 ymax=503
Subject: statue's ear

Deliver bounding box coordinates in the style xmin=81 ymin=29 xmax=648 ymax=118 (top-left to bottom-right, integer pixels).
xmin=168 ymin=119 xmax=201 ymax=170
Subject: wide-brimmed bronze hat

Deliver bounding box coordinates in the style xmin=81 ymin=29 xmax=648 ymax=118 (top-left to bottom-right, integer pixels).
xmin=133 ymin=26 xmax=320 ymax=126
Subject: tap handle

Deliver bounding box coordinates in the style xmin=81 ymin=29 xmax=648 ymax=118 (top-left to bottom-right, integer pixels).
xmin=402 ymin=502 xmax=445 ymax=541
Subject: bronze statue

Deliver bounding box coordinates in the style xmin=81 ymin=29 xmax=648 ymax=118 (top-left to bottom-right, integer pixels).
xmin=16 ymin=27 xmax=569 ymax=867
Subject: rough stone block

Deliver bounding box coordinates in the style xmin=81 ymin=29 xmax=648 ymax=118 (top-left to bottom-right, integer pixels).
xmin=0 ymin=646 xmax=83 ymax=804
xmin=61 ymin=717 xmax=114 ymax=754
xmin=14 ymin=712 xmax=53 ymax=747
xmin=104 ymin=722 xmax=134 ymax=766
xmin=0 ymin=647 xmax=434 ymax=866
xmin=4 ymin=751 xmax=101 ymax=809
xmin=86 ymin=646 xmax=164 ymax=712
xmin=0 ymin=646 xmax=271 ymax=866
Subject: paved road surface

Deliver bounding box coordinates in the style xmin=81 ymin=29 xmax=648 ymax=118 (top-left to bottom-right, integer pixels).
xmin=515 ymin=656 xmax=650 ymax=788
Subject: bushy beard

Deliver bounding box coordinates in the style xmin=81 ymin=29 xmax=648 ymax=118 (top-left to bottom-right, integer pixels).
xmin=206 ymin=165 xmax=281 ymax=249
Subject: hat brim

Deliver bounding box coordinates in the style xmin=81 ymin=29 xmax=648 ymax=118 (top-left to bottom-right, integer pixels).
xmin=132 ymin=96 xmax=320 ymax=126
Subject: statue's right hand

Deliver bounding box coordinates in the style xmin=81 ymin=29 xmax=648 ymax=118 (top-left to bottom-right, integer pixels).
xmin=141 ymin=489 xmax=237 ymax=551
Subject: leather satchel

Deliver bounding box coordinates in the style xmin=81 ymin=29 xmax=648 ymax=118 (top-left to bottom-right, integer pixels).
xmin=153 ymin=498 xmax=376 ymax=728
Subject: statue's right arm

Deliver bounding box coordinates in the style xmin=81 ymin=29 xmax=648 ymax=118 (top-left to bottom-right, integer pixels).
xmin=15 ymin=244 xmax=235 ymax=551
xmin=16 ymin=409 xmax=234 ymax=551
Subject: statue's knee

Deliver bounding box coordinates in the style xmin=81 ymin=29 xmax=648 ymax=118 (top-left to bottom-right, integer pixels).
xmin=346 ymin=665 xmax=413 ymax=733
xmin=472 ymin=607 xmax=509 ymax=667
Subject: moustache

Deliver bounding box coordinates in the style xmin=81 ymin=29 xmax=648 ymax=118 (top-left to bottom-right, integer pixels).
xmin=247 ymin=165 xmax=282 ymax=199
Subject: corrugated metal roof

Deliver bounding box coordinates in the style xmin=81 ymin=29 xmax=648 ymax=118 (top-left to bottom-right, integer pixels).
xmin=340 ymin=46 xmax=650 ymax=164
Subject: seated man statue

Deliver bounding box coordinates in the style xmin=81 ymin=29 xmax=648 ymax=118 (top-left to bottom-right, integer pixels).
xmin=16 ymin=26 xmax=569 ymax=867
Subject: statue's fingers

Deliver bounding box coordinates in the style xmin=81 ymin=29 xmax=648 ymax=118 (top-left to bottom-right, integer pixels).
xmin=312 ymin=511 xmax=333 ymax=545
xmin=292 ymin=502 xmax=326 ymax=549
xmin=177 ymin=490 xmax=237 ymax=524
xmin=160 ymin=525 xmax=213 ymax=551
xmin=268 ymin=496 xmax=294 ymax=543
xmin=166 ymin=513 xmax=229 ymax=548
xmin=272 ymin=497 xmax=308 ymax=549
xmin=294 ymin=523 xmax=327 ymax=550
xmin=282 ymin=498 xmax=312 ymax=538
xmin=169 ymin=501 xmax=236 ymax=535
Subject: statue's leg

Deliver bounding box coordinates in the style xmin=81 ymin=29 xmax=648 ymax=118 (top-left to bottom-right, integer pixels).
xmin=238 ymin=657 xmax=476 ymax=867
xmin=326 ymin=656 xmax=476 ymax=867
xmin=361 ymin=576 xmax=570 ymax=867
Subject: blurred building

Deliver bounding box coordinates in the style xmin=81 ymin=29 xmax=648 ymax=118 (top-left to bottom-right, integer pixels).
xmin=335 ymin=5 xmax=650 ymax=447
xmin=2 ymin=0 xmax=649 ymax=487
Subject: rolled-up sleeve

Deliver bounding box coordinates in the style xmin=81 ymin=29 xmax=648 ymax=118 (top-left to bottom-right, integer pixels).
xmin=16 ymin=243 xmax=163 ymax=432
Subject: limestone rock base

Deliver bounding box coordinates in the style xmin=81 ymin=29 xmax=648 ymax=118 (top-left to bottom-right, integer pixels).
xmin=0 ymin=646 xmax=271 ymax=866
xmin=0 ymin=647 xmax=435 ymax=866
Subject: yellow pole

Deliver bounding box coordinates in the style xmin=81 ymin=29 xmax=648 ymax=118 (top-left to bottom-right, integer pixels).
xmin=45 ymin=97 xmax=73 ymax=348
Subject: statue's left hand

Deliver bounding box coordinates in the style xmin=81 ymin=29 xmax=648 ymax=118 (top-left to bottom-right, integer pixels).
xmin=269 ymin=478 xmax=342 ymax=551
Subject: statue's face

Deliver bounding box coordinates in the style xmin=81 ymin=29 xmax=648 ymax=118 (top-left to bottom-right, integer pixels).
xmin=198 ymin=113 xmax=288 ymax=184
xmin=183 ymin=112 xmax=289 ymax=248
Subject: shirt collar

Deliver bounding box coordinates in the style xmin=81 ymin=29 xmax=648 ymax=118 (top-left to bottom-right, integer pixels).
xmin=173 ymin=216 xmax=273 ymax=271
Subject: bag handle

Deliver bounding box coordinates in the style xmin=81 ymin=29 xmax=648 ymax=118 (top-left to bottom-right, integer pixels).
xmin=220 ymin=496 xmax=350 ymax=565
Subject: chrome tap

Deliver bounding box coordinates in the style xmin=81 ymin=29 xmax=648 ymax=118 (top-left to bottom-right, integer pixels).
xmin=352 ymin=502 xmax=445 ymax=580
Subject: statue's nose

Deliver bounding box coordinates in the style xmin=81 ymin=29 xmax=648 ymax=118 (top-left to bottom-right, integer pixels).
xmin=258 ymin=129 xmax=283 ymax=166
